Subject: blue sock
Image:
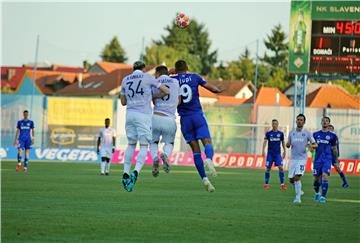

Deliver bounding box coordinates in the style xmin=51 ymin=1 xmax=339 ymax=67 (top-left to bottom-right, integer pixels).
xmin=204 ymin=144 xmax=214 ymax=160
xmin=17 ymin=154 xmax=22 ymax=164
xmin=24 ymin=157 xmax=29 ymax=168
xmin=193 ymin=152 xmax=206 ymax=179
xmin=313 ymin=180 xmax=320 ymax=193
xmin=319 ymin=176 xmax=323 ymax=186
xmin=321 ymin=180 xmax=329 ymax=197
xmin=265 ymin=171 xmax=270 ymax=184
xmin=339 ymin=171 xmax=348 ymax=185
xmin=279 ymin=170 xmax=284 ymax=184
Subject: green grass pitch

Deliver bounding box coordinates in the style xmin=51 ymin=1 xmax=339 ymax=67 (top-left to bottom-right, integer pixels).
xmin=2 ymin=161 xmax=359 ymax=242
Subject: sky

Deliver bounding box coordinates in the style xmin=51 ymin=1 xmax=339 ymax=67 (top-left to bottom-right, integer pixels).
xmin=1 ymin=1 xmax=290 ymax=67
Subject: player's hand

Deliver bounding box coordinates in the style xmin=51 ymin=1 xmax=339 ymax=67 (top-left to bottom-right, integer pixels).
xmin=112 ymin=148 xmax=115 ymax=153
xmin=286 ymin=142 xmax=291 ymax=148
xmin=282 ymin=152 xmax=286 ymax=159
xmin=307 ymin=144 xmax=314 ymax=152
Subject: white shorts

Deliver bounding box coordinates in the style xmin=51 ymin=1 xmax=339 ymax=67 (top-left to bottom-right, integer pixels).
xmin=288 ymin=159 xmax=307 ymax=178
xmin=152 ymin=114 xmax=177 ymax=144
xmin=100 ymin=148 xmax=113 ymax=159
xmin=125 ymin=111 xmax=152 ymax=144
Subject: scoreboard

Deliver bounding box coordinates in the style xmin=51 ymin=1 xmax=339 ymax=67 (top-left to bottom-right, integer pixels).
xmin=310 ymin=20 xmax=360 ymax=75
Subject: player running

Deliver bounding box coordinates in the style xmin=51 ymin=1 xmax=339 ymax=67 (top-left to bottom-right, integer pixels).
xmin=172 ymin=60 xmax=223 ymax=192
xmin=150 ymin=65 xmax=181 ymax=177
xmin=328 ymin=124 xmax=349 ymax=188
xmin=14 ymin=110 xmax=34 ymax=172
xmin=313 ymin=117 xmax=339 ymax=204
xmin=120 ymin=61 xmax=169 ymax=192
xmin=97 ymin=118 xmax=116 ymax=176
xmin=286 ymin=114 xmax=317 ymax=204
xmin=262 ymin=119 xmax=287 ymax=190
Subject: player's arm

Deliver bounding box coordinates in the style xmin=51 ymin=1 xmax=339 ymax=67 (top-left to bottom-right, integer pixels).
xmin=97 ymin=137 xmax=101 ymax=154
xmin=282 ymin=140 xmax=286 ymax=158
xmin=31 ymin=128 xmax=35 ymax=145
xmin=332 ymin=145 xmax=339 ymax=162
xmin=262 ymin=138 xmax=267 ymax=156
xmin=201 ymin=82 xmax=224 ymax=94
xmin=158 ymin=84 xmax=170 ymax=97
xmin=112 ymin=136 xmax=116 ymax=153
xmin=286 ymin=135 xmax=291 ymax=148
xmin=14 ymin=128 xmax=19 ymax=146
xmin=178 ymin=95 xmax=182 ymax=105
xmin=120 ymin=94 xmax=127 ymax=106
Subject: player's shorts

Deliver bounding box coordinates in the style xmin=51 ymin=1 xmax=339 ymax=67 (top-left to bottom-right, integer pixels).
xmin=313 ymin=160 xmax=332 ymax=176
xmin=265 ymin=153 xmax=283 ymax=168
xmin=18 ymin=137 xmax=31 ymax=150
xmin=288 ymin=159 xmax=307 ymax=178
xmin=152 ymin=114 xmax=177 ymax=144
xmin=180 ymin=113 xmax=211 ymax=143
xmin=125 ymin=111 xmax=152 ymax=144
xmin=100 ymin=148 xmax=113 ymax=160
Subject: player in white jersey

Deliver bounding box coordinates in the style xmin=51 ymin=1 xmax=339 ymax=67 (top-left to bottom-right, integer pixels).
xmin=120 ymin=61 xmax=170 ymax=192
xmin=286 ymin=114 xmax=317 ymax=204
xmin=97 ymin=118 xmax=116 ymax=176
xmin=150 ymin=65 xmax=181 ymax=177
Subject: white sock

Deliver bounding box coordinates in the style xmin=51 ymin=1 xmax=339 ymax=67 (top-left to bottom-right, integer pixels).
xmin=163 ymin=143 xmax=174 ymax=156
xmin=124 ymin=145 xmax=135 ymax=174
xmin=294 ymin=181 xmax=302 ymax=199
xmin=105 ymin=162 xmax=111 ymax=173
xmin=135 ymin=145 xmax=148 ymax=174
xmin=100 ymin=162 xmax=105 ymax=174
xmin=150 ymin=143 xmax=159 ymax=161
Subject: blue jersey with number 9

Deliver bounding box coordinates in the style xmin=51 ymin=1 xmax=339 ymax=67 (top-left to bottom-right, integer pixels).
xmin=173 ymin=73 xmax=207 ymax=117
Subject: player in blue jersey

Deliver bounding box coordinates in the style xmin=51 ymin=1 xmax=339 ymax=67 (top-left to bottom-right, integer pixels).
xmin=173 ymin=60 xmax=224 ymax=192
xmin=313 ymin=117 xmax=339 ymax=204
xmin=328 ymin=124 xmax=349 ymax=188
xmin=13 ymin=110 xmax=35 ymax=172
xmin=262 ymin=119 xmax=287 ymax=190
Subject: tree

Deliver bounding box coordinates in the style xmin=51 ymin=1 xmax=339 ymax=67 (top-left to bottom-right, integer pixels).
xmin=101 ymin=37 xmax=127 ymax=63
xmin=155 ymin=19 xmax=217 ymax=75
xmin=266 ymin=67 xmax=288 ymax=90
xmin=333 ymin=80 xmax=360 ymax=95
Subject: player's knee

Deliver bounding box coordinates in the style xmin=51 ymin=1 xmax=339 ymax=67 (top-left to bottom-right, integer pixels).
xmin=265 ymin=167 xmax=271 ymax=172
xmin=289 ymin=178 xmax=294 ymax=184
xmin=278 ymin=166 xmax=284 ymax=171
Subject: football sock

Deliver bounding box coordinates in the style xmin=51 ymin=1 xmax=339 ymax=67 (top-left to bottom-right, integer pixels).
xmin=204 ymin=144 xmax=214 ymax=160
xmin=105 ymin=162 xmax=111 ymax=173
xmin=321 ymin=180 xmax=329 ymax=197
xmin=279 ymin=170 xmax=285 ymax=184
xmin=134 ymin=145 xmax=147 ymax=173
xmin=24 ymin=157 xmax=29 ymax=168
xmin=294 ymin=181 xmax=302 ymax=199
xmin=124 ymin=144 xmax=135 ymax=174
xmin=339 ymin=171 xmax=348 ymax=185
xmin=193 ymin=152 xmax=206 ymax=179
xmin=150 ymin=143 xmax=159 ymax=161
xmin=164 ymin=143 xmax=174 ymax=156
xmin=313 ymin=180 xmax=320 ymax=193
xmin=17 ymin=154 xmax=22 ymax=164
xmin=100 ymin=161 xmax=105 ymax=174
xmin=265 ymin=171 xmax=270 ymax=184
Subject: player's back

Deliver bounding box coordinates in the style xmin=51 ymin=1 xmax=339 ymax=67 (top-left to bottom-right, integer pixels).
xmin=121 ymin=70 xmax=160 ymax=114
xmin=17 ymin=119 xmax=34 ymax=139
xmin=172 ymin=73 xmax=207 ymax=117
xmin=153 ymin=75 xmax=180 ymax=118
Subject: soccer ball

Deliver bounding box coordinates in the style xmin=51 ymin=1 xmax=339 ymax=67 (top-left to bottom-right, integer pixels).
xmin=175 ymin=12 xmax=191 ymax=29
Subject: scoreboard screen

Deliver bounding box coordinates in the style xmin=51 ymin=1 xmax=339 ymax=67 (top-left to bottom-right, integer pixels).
xmin=310 ymin=20 xmax=360 ymax=75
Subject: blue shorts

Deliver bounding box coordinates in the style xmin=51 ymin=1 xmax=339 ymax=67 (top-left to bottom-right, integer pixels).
xmin=180 ymin=113 xmax=211 ymax=143
xmin=18 ymin=137 xmax=32 ymax=150
xmin=265 ymin=153 xmax=283 ymax=168
xmin=313 ymin=160 xmax=332 ymax=176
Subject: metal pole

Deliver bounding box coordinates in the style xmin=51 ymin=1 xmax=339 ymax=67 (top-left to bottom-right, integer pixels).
xmin=31 ymin=35 xmax=40 ymax=115
xmin=253 ymin=39 xmax=259 ymax=105
xmin=293 ymin=74 xmax=298 ymax=127
xmin=303 ymin=74 xmax=307 ymax=114
xmin=299 ymin=75 xmax=304 ymax=114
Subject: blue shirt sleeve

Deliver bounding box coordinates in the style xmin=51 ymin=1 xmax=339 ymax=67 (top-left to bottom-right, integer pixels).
xmin=196 ymin=74 xmax=207 ymax=86
xmin=280 ymin=132 xmax=284 ymax=141
xmin=264 ymin=131 xmax=269 ymax=140
xmin=330 ymin=133 xmax=338 ymax=147
xmin=30 ymin=121 xmax=34 ymax=129
xmin=16 ymin=121 xmax=20 ymax=129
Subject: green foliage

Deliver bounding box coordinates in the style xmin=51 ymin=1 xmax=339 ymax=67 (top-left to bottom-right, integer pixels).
xmin=332 ymin=80 xmax=360 ymax=95
xmin=101 ymin=37 xmax=127 ymax=63
xmin=262 ymin=24 xmax=288 ymax=69
xmin=266 ymin=67 xmax=289 ymax=90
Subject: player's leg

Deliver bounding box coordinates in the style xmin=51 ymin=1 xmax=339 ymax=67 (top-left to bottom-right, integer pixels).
xmin=319 ymin=161 xmax=331 ymax=203
xmin=16 ymin=147 xmax=23 ymax=172
xmin=292 ymin=160 xmax=306 ymax=203
xmin=150 ymin=115 xmax=161 ymax=176
xmin=275 ymin=154 xmax=286 ymax=189
xmin=334 ymin=161 xmax=348 ymax=188
xmin=100 ymin=156 xmax=106 ymax=175
xmin=312 ymin=163 xmax=322 ymax=201
xmin=23 ymin=147 xmax=30 ymax=172
xmin=160 ymin=117 xmax=177 ymax=173
xmin=105 ymin=154 xmax=111 ymax=175
xmin=122 ymin=113 xmax=137 ymax=191
xmin=264 ymin=154 xmax=272 ymax=189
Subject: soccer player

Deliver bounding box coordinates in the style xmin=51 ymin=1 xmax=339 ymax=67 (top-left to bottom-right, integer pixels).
xmin=286 ymin=114 xmax=317 ymax=204
xmin=150 ymin=65 xmax=181 ymax=177
xmin=313 ymin=117 xmax=339 ymax=204
xmin=328 ymin=124 xmax=348 ymax=188
xmin=120 ymin=61 xmax=169 ymax=192
xmin=172 ymin=60 xmax=223 ymax=192
xmin=262 ymin=119 xmax=287 ymax=190
xmin=97 ymin=118 xmax=116 ymax=176
xmin=13 ymin=110 xmax=34 ymax=172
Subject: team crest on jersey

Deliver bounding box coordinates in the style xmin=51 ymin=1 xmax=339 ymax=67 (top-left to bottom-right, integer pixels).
xmin=302 ymin=133 xmax=305 ymax=137
xmin=27 ymin=123 xmax=30 ymax=126
xmin=277 ymin=134 xmax=280 ymax=137
xmin=326 ymin=135 xmax=330 ymax=140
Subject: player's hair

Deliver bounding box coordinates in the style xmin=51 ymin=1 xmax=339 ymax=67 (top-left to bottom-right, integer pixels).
xmin=23 ymin=110 xmax=29 ymax=113
xmin=105 ymin=118 xmax=110 ymax=121
xmin=296 ymin=113 xmax=306 ymax=122
xmin=175 ymin=60 xmax=188 ymax=72
xmin=329 ymin=124 xmax=334 ymax=130
xmin=133 ymin=61 xmax=145 ymax=71
xmin=155 ymin=65 xmax=169 ymax=76
xmin=323 ymin=116 xmax=331 ymax=122
xmin=272 ymin=119 xmax=278 ymax=123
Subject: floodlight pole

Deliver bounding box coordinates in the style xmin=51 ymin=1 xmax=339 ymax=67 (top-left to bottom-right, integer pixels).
xmin=293 ymin=74 xmax=298 ymax=127
xmin=31 ymin=34 xmax=40 ymax=115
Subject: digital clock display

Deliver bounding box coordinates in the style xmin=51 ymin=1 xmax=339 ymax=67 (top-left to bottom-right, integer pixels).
xmin=310 ymin=20 xmax=360 ymax=75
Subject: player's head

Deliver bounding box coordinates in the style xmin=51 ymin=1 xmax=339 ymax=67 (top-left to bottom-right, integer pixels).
xmin=155 ymin=65 xmax=168 ymax=78
xmin=321 ymin=116 xmax=331 ymax=129
xmin=296 ymin=114 xmax=306 ymax=128
xmin=105 ymin=118 xmax=110 ymax=127
xmin=23 ymin=110 xmax=29 ymax=119
xmin=271 ymin=119 xmax=279 ymax=130
xmin=328 ymin=124 xmax=335 ymax=131
xmin=175 ymin=60 xmax=188 ymax=73
xmin=133 ymin=61 xmax=145 ymax=71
